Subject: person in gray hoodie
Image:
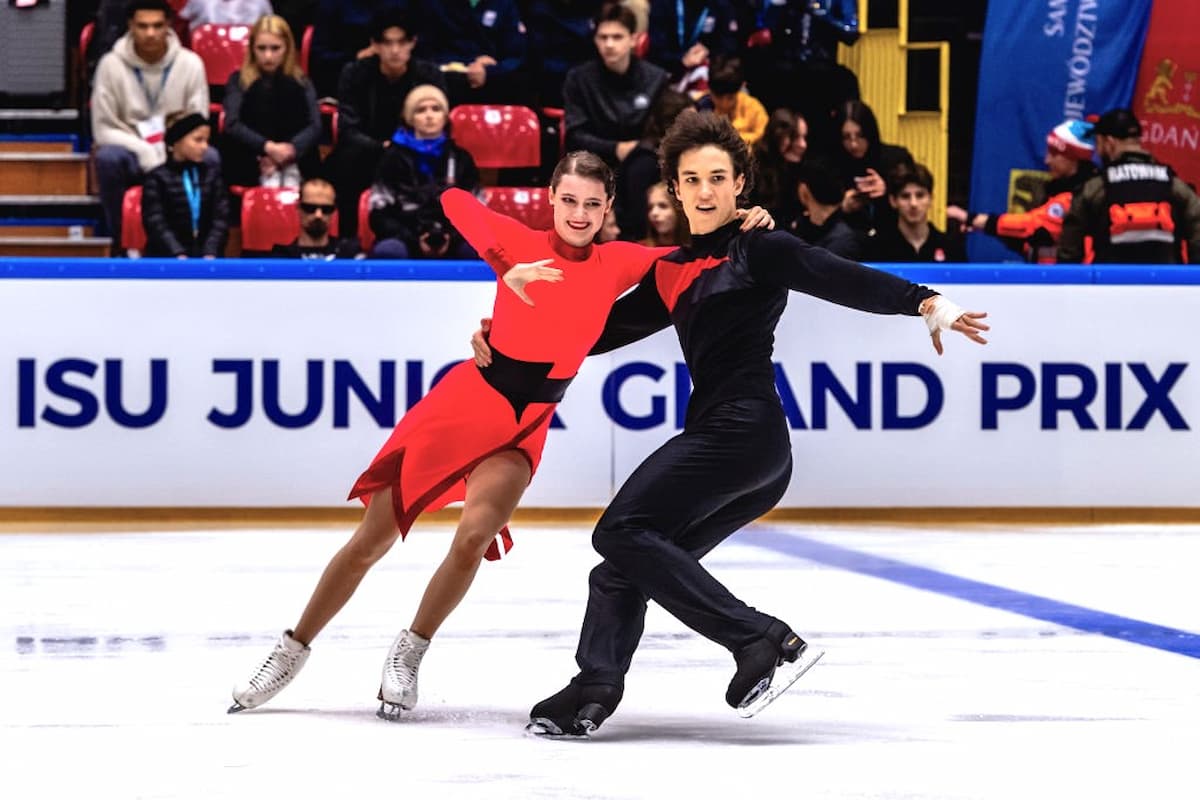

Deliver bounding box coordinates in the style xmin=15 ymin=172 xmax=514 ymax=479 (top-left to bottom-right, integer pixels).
xmin=92 ymin=0 xmax=212 ymax=249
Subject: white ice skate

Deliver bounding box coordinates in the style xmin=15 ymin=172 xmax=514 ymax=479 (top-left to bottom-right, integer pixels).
xmin=735 ymin=643 xmax=824 ymax=719
xmin=228 ymin=629 xmax=311 ymax=713
xmin=377 ymin=629 xmax=430 ymax=721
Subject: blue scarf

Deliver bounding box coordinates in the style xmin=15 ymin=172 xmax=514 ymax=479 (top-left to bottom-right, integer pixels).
xmin=391 ymin=129 xmax=448 ymax=179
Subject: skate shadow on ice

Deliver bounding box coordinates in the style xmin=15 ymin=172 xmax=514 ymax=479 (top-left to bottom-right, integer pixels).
xmin=232 ymin=705 xmax=527 ymax=727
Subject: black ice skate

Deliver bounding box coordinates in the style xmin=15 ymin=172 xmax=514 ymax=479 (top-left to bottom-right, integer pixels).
xmin=526 ymin=681 xmax=623 ymax=738
xmin=726 ymin=623 xmax=824 ymax=719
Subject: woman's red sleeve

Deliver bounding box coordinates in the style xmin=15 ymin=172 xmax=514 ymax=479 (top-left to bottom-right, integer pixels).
xmin=441 ymin=188 xmax=531 ymax=277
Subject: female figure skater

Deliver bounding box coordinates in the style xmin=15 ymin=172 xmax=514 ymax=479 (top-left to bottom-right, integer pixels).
xmin=228 ymin=150 xmax=772 ymax=718
xmin=506 ymin=111 xmax=989 ymax=736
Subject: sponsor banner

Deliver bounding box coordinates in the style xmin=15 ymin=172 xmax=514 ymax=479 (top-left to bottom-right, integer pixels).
xmin=1132 ymin=0 xmax=1200 ymax=191
xmin=968 ymin=0 xmax=1152 ymax=263
xmin=3 ymin=277 xmax=1199 ymax=507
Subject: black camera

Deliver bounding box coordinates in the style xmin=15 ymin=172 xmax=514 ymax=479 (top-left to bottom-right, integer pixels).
xmin=421 ymin=220 xmax=449 ymax=250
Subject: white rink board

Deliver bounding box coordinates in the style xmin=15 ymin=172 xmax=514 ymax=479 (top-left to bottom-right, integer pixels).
xmin=1 ymin=278 xmax=1198 ymax=507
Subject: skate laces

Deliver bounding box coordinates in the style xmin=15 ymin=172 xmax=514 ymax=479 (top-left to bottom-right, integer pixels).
xmin=248 ymin=638 xmax=306 ymax=693
xmin=385 ymin=632 xmax=428 ymax=688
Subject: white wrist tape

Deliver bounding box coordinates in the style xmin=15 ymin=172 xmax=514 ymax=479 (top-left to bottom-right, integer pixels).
xmin=922 ymin=295 xmax=965 ymax=335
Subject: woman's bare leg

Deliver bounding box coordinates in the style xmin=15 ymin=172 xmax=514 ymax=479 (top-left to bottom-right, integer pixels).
xmin=409 ymin=450 xmax=532 ymax=639
xmin=292 ymin=486 xmax=402 ymax=645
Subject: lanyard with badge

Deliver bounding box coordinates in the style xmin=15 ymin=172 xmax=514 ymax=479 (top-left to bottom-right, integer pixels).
xmin=132 ymin=60 xmax=175 ymax=145
xmin=182 ymin=166 xmax=201 ymax=240
xmin=676 ymin=0 xmax=710 ymax=48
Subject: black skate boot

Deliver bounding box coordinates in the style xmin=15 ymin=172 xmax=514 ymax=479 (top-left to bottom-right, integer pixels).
xmin=726 ymin=621 xmax=823 ymax=718
xmin=526 ymin=679 xmax=623 ymax=738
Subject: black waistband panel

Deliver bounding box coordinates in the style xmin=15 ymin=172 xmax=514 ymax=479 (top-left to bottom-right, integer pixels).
xmin=478 ymin=343 xmax=574 ymax=420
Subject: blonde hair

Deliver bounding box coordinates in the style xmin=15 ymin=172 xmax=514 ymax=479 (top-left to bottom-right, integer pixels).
xmin=239 ymin=15 xmax=304 ymax=88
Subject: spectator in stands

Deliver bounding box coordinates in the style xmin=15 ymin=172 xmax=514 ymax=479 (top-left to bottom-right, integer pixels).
xmin=646 ymin=0 xmax=739 ymax=93
xmin=871 ymin=164 xmax=962 ymax=263
xmin=640 ymin=182 xmax=688 ymax=246
xmin=368 ymin=85 xmax=481 ymax=260
xmin=617 ymin=87 xmax=693 ymax=241
xmin=786 ymin=155 xmax=864 ymax=259
xmin=178 ymin=0 xmax=273 ymax=28
xmin=948 ymin=119 xmax=1099 ymax=264
xmin=739 ymin=0 xmax=860 ymax=150
xmin=835 ymin=99 xmax=914 ymax=234
xmin=748 ymin=108 xmax=807 ymax=222
xmin=141 ymin=112 xmax=229 ymax=258
xmin=324 ymin=9 xmax=445 ymax=237
xmin=598 ymin=208 xmax=623 ymax=243
xmin=269 ymin=177 xmax=363 ymax=259
xmin=696 ymin=57 xmax=768 ymax=146
xmin=307 ymin=0 xmax=408 ymax=98
xmin=92 ymin=0 xmax=212 ymax=247
xmin=1058 ymin=108 xmax=1200 ymax=264
xmin=416 ymin=0 xmax=529 ymax=107
xmin=523 ymin=0 xmax=605 ymax=108
xmin=564 ymin=3 xmax=669 ymax=241
xmin=220 ymin=14 xmax=320 ymax=189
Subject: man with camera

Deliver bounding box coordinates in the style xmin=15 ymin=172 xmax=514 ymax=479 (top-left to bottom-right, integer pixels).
xmin=366 ymin=83 xmax=481 ymax=260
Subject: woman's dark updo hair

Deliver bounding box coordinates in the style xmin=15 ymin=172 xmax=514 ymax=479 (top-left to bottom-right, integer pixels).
xmin=550 ymin=150 xmax=617 ymax=199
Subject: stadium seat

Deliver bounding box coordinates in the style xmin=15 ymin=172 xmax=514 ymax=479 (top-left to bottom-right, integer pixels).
xmin=240 ymin=187 xmax=339 ymax=253
xmin=634 ymin=32 xmax=649 ymax=59
xmin=121 ymin=186 xmax=147 ymax=253
xmin=190 ymin=23 xmax=251 ymax=86
xmin=481 ymin=187 xmax=553 ymax=230
xmin=300 ymin=25 xmax=313 ymax=74
xmin=449 ymin=104 xmax=541 ymax=169
xmin=357 ymin=189 xmax=374 ymax=252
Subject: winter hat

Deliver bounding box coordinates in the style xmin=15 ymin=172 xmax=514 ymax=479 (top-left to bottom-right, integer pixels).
xmin=1046 ymin=119 xmax=1095 ymax=161
xmin=1091 ymin=108 xmax=1142 ymax=139
xmin=402 ymin=84 xmax=449 ymax=127
xmin=165 ymin=112 xmax=210 ymax=147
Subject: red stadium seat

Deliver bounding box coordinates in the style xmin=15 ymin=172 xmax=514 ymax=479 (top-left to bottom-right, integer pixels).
xmin=121 ymin=186 xmax=147 ymax=252
xmin=358 ymin=189 xmax=374 ymax=252
xmin=190 ymin=23 xmax=251 ymax=86
xmin=300 ymin=25 xmax=314 ymax=74
xmin=241 ymin=187 xmax=339 ymax=253
xmin=449 ymin=104 xmax=541 ymax=169
xmin=481 ymin=187 xmax=553 ymax=230
xmin=634 ymin=32 xmax=650 ymax=59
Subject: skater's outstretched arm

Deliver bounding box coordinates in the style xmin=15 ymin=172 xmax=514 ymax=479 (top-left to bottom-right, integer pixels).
xmin=441 ymin=187 xmax=532 ymax=277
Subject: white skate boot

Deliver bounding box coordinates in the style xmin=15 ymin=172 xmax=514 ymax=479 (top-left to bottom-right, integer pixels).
xmin=228 ymin=629 xmax=311 ymax=713
xmin=377 ymin=629 xmax=430 ymax=721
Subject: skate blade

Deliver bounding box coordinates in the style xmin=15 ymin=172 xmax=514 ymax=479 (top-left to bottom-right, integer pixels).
xmin=377 ymin=701 xmax=404 ymax=722
xmin=525 ymin=717 xmax=589 ymax=739
xmin=227 ymin=701 xmax=249 ymax=714
xmin=736 ymin=647 xmax=825 ymax=719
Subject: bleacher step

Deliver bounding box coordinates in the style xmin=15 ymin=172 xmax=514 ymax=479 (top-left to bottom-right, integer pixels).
xmin=0 ymin=194 xmax=100 ymax=219
xmin=0 ymin=153 xmax=89 ymax=195
xmin=0 ymin=236 xmax=110 ymax=257
xmin=0 ymin=223 xmax=93 ymax=238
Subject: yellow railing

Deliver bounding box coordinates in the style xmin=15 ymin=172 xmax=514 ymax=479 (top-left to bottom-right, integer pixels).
xmin=837 ymin=0 xmax=950 ymax=225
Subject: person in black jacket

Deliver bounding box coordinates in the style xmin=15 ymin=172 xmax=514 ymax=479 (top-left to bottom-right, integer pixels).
xmin=834 ymin=99 xmax=915 ymax=235
xmin=324 ymin=8 xmax=446 ymax=237
xmin=220 ymin=15 xmax=321 ymax=189
xmin=646 ymin=0 xmax=739 ymax=91
xmin=368 ymin=84 xmax=481 ymax=259
xmin=788 ymin=155 xmax=865 ymax=259
xmin=142 ymin=113 xmax=229 ymax=258
xmin=415 ymin=0 xmax=530 ymax=107
xmin=564 ymin=4 xmax=670 ymax=241
xmin=871 ymin=164 xmax=964 ymax=263
xmin=269 ymin=177 xmax=363 ymax=259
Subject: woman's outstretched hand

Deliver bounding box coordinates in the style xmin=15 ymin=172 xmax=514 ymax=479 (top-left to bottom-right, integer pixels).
xmin=503 ymin=258 xmax=563 ymax=306
xmin=919 ymin=296 xmax=990 ymax=355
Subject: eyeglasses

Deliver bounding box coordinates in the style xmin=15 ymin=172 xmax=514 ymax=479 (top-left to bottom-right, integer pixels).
xmin=299 ymin=202 xmax=335 ymax=215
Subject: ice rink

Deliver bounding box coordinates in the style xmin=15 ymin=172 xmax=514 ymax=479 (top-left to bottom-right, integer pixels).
xmin=3 ymin=519 xmax=1197 ymax=799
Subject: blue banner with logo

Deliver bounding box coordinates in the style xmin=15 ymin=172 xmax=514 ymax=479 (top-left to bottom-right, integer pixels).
xmin=967 ymin=0 xmax=1153 ymax=263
